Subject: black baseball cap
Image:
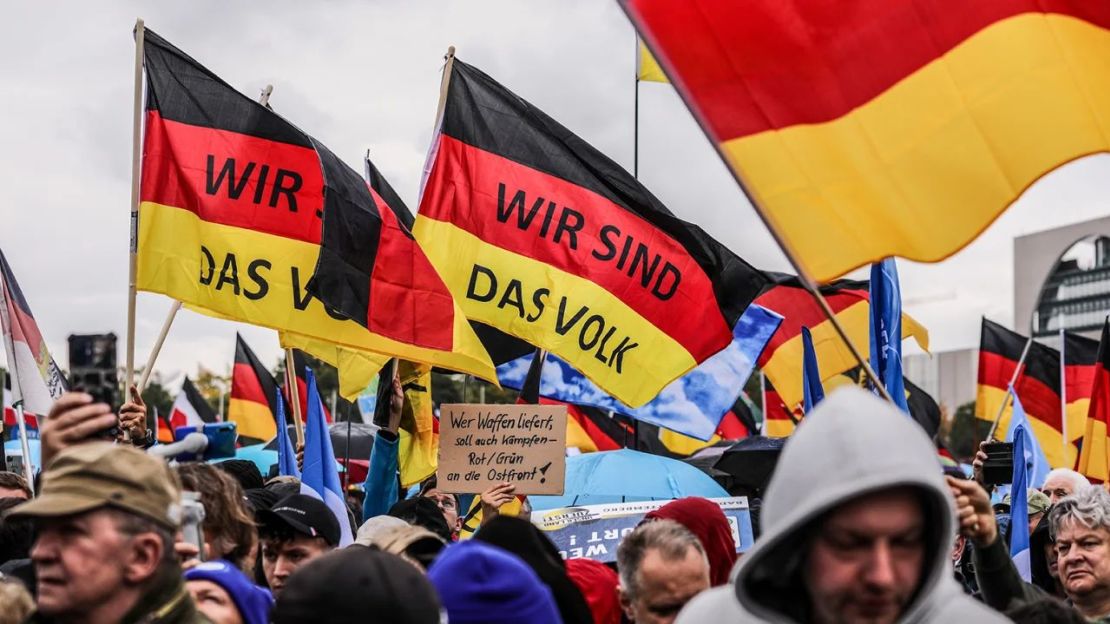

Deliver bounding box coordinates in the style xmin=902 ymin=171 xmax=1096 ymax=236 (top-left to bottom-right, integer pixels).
xmin=260 ymin=494 xmax=340 ymax=547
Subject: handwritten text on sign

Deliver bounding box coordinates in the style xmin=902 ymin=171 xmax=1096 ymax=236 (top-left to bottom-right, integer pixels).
xmin=437 ymin=403 xmax=566 ymax=495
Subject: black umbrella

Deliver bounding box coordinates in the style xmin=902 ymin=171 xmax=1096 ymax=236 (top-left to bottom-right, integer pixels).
xmin=264 ymin=422 xmax=379 ymax=460
xmin=683 ymin=441 xmax=736 ymax=491
xmin=713 ymin=436 xmax=787 ymax=496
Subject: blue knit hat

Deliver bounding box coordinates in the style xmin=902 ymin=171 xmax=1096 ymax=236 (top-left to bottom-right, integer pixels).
xmin=185 ymin=559 xmax=273 ymax=624
xmin=428 ymin=540 xmax=561 ymax=624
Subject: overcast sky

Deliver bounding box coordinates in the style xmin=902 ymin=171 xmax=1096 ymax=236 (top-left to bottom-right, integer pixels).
xmin=3 ymin=1 xmax=1109 ymax=391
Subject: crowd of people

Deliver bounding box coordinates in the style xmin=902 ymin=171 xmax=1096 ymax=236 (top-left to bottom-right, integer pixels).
xmin=1 ymin=385 xmax=1110 ymax=623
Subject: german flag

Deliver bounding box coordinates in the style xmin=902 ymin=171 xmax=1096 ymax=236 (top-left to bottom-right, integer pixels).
xmin=1078 ymin=320 xmax=1110 ymax=483
xmin=228 ymin=333 xmax=280 ymax=444
xmin=1065 ymin=331 xmax=1100 ymax=445
xmin=136 ymin=29 xmax=495 ymax=383
xmin=621 ymin=2 xmax=1110 ymax=282
xmin=414 ymin=58 xmax=768 ymax=408
xmin=755 ymin=273 xmax=928 ymax=412
xmin=281 ymin=349 xmax=331 ymax=424
xmin=975 ymin=319 xmax=1069 ymax=468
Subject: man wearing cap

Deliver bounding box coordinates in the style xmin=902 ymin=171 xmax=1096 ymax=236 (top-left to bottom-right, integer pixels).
xmin=11 ymin=442 xmax=206 ymax=623
xmin=258 ymin=494 xmax=339 ymax=596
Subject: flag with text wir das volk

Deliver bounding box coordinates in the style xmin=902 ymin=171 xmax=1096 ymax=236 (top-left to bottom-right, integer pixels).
xmin=414 ymin=58 xmax=768 ymax=408
xmin=621 ymin=1 xmax=1110 ymax=283
xmin=136 ymin=29 xmax=495 ymax=382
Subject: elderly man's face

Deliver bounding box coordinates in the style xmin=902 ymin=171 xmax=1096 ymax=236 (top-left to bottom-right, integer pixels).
xmin=804 ymin=489 xmax=926 ymax=624
xmin=1042 ymin=475 xmax=1081 ymax=504
xmin=1056 ymin=521 xmax=1110 ymax=599
xmin=620 ymin=546 xmax=709 ymax=624
xmin=31 ymin=510 xmax=134 ymax=616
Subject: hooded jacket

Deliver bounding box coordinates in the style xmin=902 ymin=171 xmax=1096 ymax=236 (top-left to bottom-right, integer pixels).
xmin=677 ymin=387 xmax=1008 ymax=623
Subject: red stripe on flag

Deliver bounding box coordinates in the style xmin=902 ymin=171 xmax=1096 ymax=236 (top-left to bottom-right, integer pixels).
xmin=140 ymin=112 xmax=325 ymax=245
xmin=421 ymin=134 xmax=731 ymax=362
xmin=626 ymin=1 xmax=1110 ymax=139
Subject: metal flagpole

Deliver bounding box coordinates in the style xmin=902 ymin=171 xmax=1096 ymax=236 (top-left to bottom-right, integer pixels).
xmin=986 ymin=335 xmax=1035 ymax=441
xmin=759 ymin=370 xmax=767 ymax=435
xmin=1060 ymin=327 xmax=1069 ymax=464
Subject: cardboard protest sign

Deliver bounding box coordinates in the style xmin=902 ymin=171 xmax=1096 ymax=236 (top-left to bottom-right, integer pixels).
xmin=531 ymin=497 xmax=754 ymax=562
xmin=437 ymin=403 xmax=566 ymax=495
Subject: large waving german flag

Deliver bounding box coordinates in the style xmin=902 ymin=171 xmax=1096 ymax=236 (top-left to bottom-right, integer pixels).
xmin=1065 ymin=331 xmax=1100 ymax=445
xmin=975 ymin=319 xmax=1069 ymax=468
xmin=621 ymin=2 xmax=1110 ymax=282
xmin=136 ymin=30 xmax=495 ymax=383
xmin=414 ymin=58 xmax=768 ymax=408
xmin=754 ymin=274 xmax=928 ymax=411
xmin=1079 ymin=320 xmax=1110 ymax=483
xmin=228 ymin=333 xmax=280 ymax=444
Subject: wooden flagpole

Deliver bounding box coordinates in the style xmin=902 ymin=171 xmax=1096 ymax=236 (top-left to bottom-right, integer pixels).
xmin=285 ymin=348 xmax=305 ymax=446
xmin=138 ymin=301 xmax=181 ymax=393
xmin=125 ymin=18 xmax=146 ymax=399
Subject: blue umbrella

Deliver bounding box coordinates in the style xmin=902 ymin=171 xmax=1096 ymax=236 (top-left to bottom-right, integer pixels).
xmin=213 ymin=443 xmax=277 ymax=477
xmin=530 ymin=449 xmax=728 ymax=511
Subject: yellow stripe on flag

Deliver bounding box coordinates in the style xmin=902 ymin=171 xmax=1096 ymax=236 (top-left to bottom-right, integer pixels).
xmin=763 ymin=418 xmax=795 ymax=438
xmin=975 ymin=384 xmax=1076 ymax=470
xmin=761 ymin=300 xmax=929 ymax=410
xmin=414 ymin=217 xmax=696 ymax=408
xmin=138 ymin=202 xmax=497 ymax=383
xmin=722 ymin=14 xmax=1110 ymax=282
xmin=227 ymin=397 xmax=277 ymax=441
xmin=637 ymin=40 xmax=669 ymax=84
xmin=1079 ymin=415 xmax=1109 ymax=483
xmin=278 ymin=331 xmax=389 ymax=401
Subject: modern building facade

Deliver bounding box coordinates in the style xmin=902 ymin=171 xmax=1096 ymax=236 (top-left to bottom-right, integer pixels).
xmin=905 ymin=216 xmax=1110 ymax=412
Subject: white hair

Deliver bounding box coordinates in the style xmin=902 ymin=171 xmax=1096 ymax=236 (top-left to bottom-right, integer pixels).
xmin=1050 ymin=487 xmax=1110 ymax=540
xmin=1044 ymin=468 xmax=1091 ymax=493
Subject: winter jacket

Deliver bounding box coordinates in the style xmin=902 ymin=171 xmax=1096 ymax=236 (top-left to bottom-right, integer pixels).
xmin=362 ymin=430 xmax=400 ymax=521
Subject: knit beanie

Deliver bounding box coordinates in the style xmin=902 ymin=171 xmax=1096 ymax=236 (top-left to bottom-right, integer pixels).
xmin=184 ymin=559 xmax=273 ymax=624
xmin=428 ymin=540 xmax=561 ymax=624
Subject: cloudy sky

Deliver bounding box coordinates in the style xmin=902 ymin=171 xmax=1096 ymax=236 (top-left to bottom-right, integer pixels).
xmin=4 ymin=1 xmax=1109 ymax=391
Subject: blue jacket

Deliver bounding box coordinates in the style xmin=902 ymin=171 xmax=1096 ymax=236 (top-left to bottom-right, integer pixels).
xmin=362 ymin=430 xmax=400 ymax=520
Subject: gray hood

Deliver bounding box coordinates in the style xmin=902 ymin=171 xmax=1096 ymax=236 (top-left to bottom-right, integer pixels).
xmin=732 ymin=387 xmax=984 ymax=623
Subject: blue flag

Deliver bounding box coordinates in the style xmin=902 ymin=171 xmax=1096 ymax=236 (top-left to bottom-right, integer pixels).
xmin=802 ymin=326 xmax=824 ymax=413
xmin=495 ymin=304 xmax=782 ymax=440
xmin=275 ymin=397 xmax=300 ymax=478
xmin=1006 ymin=387 xmax=1050 ymax=489
xmin=869 ymin=258 xmax=909 ymax=413
xmin=1010 ymin=424 xmax=1031 ymax=582
xmin=300 ymin=368 xmax=353 ymax=547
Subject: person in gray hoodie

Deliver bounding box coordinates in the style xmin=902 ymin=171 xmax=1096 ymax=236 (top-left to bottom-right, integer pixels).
xmin=677 ymin=387 xmax=1008 ymax=623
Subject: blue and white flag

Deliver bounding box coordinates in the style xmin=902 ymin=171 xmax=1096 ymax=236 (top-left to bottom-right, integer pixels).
xmin=300 ymin=368 xmax=353 ymax=547
xmin=801 ymin=326 xmax=825 ymax=413
xmin=869 ymin=258 xmax=909 ymax=412
xmin=1006 ymin=387 xmax=1050 ymax=488
xmin=275 ymin=398 xmax=300 ymax=479
xmin=495 ymin=304 xmax=782 ymax=440
xmin=1010 ymin=424 xmax=1031 ymax=582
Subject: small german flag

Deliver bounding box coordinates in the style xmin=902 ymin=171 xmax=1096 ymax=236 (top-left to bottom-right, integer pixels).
xmin=1078 ymin=320 xmax=1110 ymax=483
xmin=1065 ymin=331 xmax=1100 ymax=445
xmin=754 ymin=273 xmax=928 ymax=412
xmin=621 ymin=2 xmax=1110 ymax=282
xmin=228 ymin=333 xmax=280 ymax=444
xmin=415 ymin=58 xmax=768 ymax=408
xmin=975 ymin=319 xmax=1068 ymax=468
xmin=136 ymin=30 xmax=495 ymax=383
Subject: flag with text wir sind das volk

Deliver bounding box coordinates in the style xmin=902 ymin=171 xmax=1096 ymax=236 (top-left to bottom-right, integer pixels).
xmin=136 ymin=29 xmax=495 ymax=383
xmin=621 ymin=1 xmax=1110 ymax=283
xmin=414 ymin=58 xmax=769 ymax=408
